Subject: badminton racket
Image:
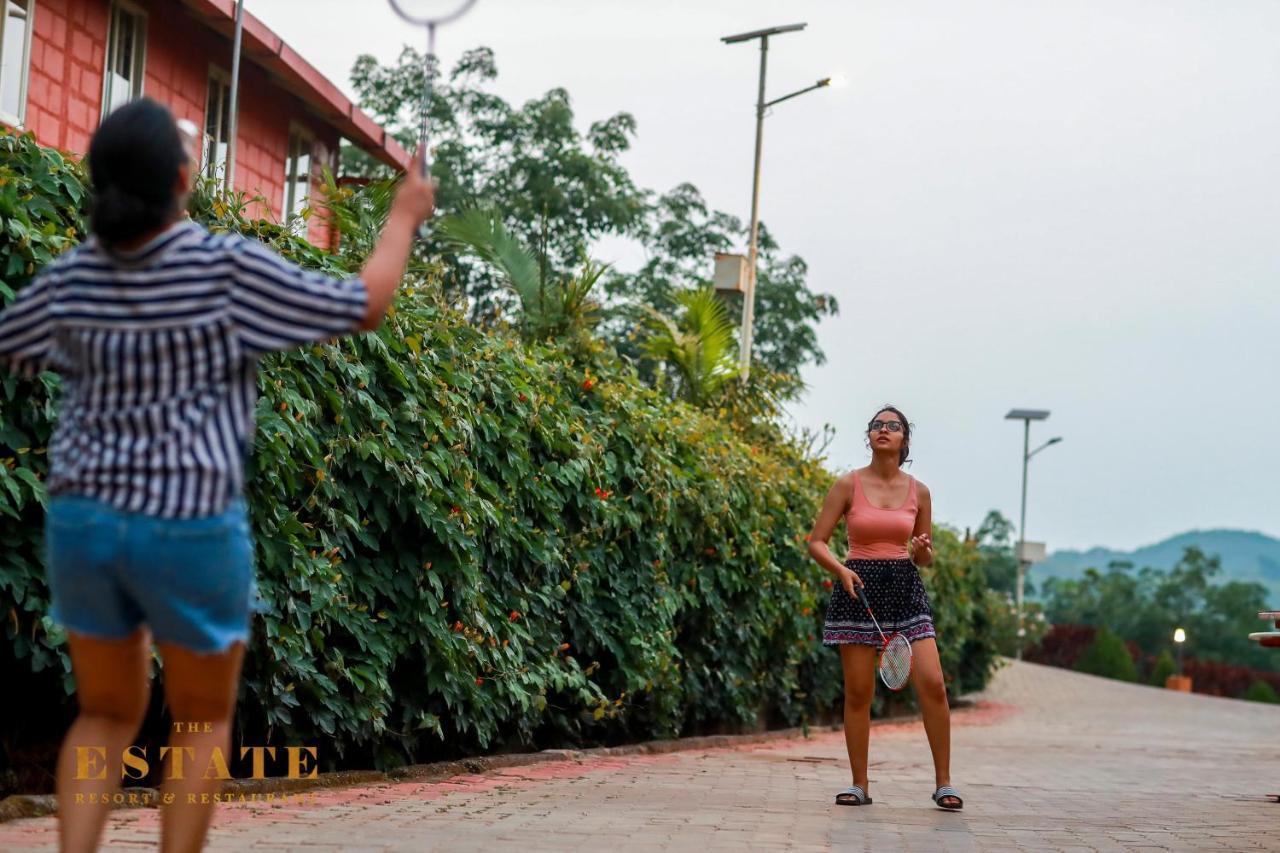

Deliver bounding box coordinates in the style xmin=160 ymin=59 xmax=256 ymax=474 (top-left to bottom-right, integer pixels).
xmin=855 ymin=585 xmax=913 ymax=691
xmin=388 ymin=0 xmax=479 ymax=178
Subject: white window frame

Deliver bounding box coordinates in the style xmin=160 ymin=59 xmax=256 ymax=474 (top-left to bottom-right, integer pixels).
xmin=0 ymin=0 xmax=36 ymax=128
xmin=101 ymin=0 xmax=147 ymax=118
xmin=283 ymin=123 xmax=314 ymax=232
xmin=202 ymin=65 xmax=232 ymax=181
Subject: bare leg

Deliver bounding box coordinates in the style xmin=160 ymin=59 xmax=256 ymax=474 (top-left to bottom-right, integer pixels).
xmin=838 ymin=644 xmax=878 ymax=795
xmin=909 ymin=637 xmax=958 ymax=805
xmin=56 ymin=626 xmax=153 ymax=853
xmin=154 ymin=639 xmax=246 ymax=853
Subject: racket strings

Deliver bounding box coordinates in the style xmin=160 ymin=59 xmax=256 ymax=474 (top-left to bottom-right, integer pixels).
xmin=880 ymin=634 xmax=912 ymax=690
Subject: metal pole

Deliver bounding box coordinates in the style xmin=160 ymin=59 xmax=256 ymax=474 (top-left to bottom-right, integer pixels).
xmin=420 ymin=22 xmax=436 ymax=177
xmin=740 ymin=35 xmax=769 ymax=381
xmin=1015 ymin=418 xmax=1030 ymax=659
xmin=225 ymin=0 xmax=246 ymax=193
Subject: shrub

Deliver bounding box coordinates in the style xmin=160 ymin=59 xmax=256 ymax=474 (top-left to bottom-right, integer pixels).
xmin=1026 ymin=624 xmax=1097 ymax=670
xmin=1148 ymin=649 xmax=1177 ymax=686
xmin=1076 ymin=627 xmax=1138 ymax=682
xmin=1243 ymin=680 xmax=1280 ymax=704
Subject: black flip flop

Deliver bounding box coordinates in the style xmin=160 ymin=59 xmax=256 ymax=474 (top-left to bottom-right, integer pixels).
xmin=932 ymin=785 xmax=963 ymax=810
xmin=835 ymin=785 xmax=872 ymax=806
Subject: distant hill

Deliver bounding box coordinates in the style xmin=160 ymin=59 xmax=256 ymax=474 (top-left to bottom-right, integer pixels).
xmin=1029 ymin=529 xmax=1280 ymax=607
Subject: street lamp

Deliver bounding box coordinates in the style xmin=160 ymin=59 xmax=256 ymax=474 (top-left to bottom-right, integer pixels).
xmin=1005 ymin=408 xmax=1062 ymax=659
xmin=1174 ymin=627 xmax=1186 ymax=675
xmin=722 ymin=23 xmax=834 ymax=380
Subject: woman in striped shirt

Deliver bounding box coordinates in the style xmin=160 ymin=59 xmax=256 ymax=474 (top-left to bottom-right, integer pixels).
xmin=0 ymin=98 xmax=435 ymax=851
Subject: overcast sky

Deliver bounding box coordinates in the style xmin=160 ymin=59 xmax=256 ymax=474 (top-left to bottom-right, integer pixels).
xmin=251 ymin=0 xmax=1280 ymax=553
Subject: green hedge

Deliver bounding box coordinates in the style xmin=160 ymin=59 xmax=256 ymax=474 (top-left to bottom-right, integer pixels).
xmin=0 ymin=128 xmax=1002 ymax=779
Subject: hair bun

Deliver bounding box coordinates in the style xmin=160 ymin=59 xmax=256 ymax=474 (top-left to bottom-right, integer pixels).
xmin=91 ymin=183 xmax=168 ymax=246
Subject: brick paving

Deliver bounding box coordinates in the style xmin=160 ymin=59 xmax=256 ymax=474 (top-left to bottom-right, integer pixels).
xmin=1 ymin=659 xmax=1277 ymax=851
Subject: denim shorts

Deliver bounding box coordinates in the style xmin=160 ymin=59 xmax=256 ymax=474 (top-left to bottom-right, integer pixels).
xmin=44 ymin=493 xmax=269 ymax=654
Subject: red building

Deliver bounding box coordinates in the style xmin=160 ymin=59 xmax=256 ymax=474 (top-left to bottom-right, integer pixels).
xmin=0 ymin=0 xmax=408 ymax=245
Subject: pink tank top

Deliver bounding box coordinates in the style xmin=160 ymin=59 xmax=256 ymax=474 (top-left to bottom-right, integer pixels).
xmin=846 ymin=471 xmax=918 ymax=560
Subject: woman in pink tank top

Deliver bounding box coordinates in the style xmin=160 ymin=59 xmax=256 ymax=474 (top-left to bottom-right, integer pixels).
xmin=805 ymin=405 xmax=963 ymax=811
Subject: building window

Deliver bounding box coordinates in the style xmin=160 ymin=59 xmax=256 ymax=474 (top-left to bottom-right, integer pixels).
xmin=284 ymin=127 xmax=312 ymax=230
xmin=203 ymin=70 xmax=231 ymax=181
xmin=103 ymin=3 xmax=146 ymax=117
xmin=0 ymin=0 xmax=34 ymax=126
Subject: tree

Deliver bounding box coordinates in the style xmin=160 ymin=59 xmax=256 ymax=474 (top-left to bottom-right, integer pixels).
xmin=433 ymin=208 xmax=605 ymax=342
xmin=639 ymin=287 xmax=739 ymax=406
xmin=346 ymin=46 xmax=645 ymax=324
xmin=345 ymin=48 xmax=839 ymax=386
xmin=971 ymin=510 xmax=1020 ymax=596
xmin=602 ymin=183 xmax=838 ymax=382
xmin=1076 ymin=627 xmax=1138 ymax=682
xmin=1041 ymin=546 xmax=1277 ymax=673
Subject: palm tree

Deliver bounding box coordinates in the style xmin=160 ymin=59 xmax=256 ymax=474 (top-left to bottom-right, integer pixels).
xmin=640 ymin=287 xmax=740 ymax=406
xmin=433 ymin=208 xmax=606 ymax=340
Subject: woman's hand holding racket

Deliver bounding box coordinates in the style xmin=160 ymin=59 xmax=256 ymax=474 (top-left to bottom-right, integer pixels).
xmin=357 ymin=147 xmax=436 ymax=330
xmin=835 ymin=566 xmax=864 ymax=598
xmin=391 ymin=148 xmax=437 ymax=228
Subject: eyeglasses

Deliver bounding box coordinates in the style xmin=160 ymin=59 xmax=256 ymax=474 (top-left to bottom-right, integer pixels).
xmin=868 ymin=420 xmax=903 ymax=433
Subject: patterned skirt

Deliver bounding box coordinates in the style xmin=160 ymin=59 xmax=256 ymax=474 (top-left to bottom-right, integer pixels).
xmin=822 ymin=557 xmax=936 ymax=647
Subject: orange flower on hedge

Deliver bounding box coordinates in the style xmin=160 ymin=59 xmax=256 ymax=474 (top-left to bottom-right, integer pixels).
xmin=581 ymin=377 xmax=596 ymax=391
xmin=453 ymin=621 xmax=463 ymax=632
xmin=475 ymin=677 xmax=484 ymax=686
xmin=509 ymin=610 xmax=521 ymax=622
xmin=822 ymin=579 xmax=833 ymax=590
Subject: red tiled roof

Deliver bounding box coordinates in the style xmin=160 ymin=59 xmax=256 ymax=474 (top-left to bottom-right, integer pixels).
xmin=174 ymin=0 xmax=410 ymax=170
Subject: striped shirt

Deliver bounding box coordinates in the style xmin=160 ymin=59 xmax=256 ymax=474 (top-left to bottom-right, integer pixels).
xmin=0 ymin=219 xmax=368 ymax=519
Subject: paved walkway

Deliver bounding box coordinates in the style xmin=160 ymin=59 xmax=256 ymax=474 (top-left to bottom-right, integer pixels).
xmin=1 ymin=660 xmax=1277 ymax=851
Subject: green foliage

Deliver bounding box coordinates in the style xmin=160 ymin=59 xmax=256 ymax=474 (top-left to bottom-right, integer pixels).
xmin=1243 ymin=680 xmax=1279 ymax=704
xmin=972 ymin=510 xmax=1022 ymax=597
xmin=1041 ymin=546 xmax=1276 ymax=672
xmin=347 ymin=46 xmax=644 ymax=324
xmin=0 ymin=131 xmax=1003 ymax=779
xmin=434 ymin=208 xmax=605 ymax=342
xmin=639 ymin=287 xmax=739 ymax=407
xmin=603 ymin=183 xmax=839 ymax=382
xmin=345 ymin=47 xmax=838 ymax=384
xmin=1076 ymin=627 xmax=1138 ymax=682
xmin=915 ymin=527 xmax=1008 ymax=696
xmin=0 ymin=128 xmax=82 ymax=693
xmin=1149 ymin=649 xmax=1177 ymax=686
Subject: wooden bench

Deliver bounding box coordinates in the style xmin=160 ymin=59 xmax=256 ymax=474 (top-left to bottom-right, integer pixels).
xmin=1248 ymin=610 xmax=1280 ymax=649
xmin=1251 ymin=612 xmax=1280 ymax=803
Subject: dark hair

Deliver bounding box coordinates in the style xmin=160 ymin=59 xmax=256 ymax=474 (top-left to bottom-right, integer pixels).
xmin=867 ymin=403 xmax=912 ymax=467
xmin=88 ymin=98 xmax=188 ymax=247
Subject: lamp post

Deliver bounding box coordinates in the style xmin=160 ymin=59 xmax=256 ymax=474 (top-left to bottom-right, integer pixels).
xmin=721 ymin=23 xmax=836 ymax=380
xmin=1174 ymin=627 xmax=1186 ymax=675
xmin=225 ymin=0 xmax=246 ymax=193
xmin=1005 ymin=408 xmax=1062 ymax=658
